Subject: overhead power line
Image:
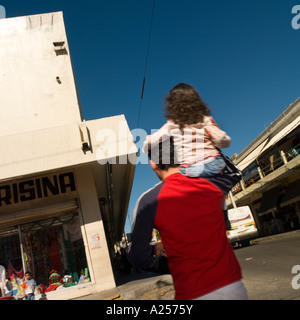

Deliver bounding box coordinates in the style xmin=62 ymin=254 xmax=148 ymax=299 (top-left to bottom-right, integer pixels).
xmin=136 ymin=0 xmax=156 ymax=128
xmin=126 ymin=1 xmax=156 ymax=233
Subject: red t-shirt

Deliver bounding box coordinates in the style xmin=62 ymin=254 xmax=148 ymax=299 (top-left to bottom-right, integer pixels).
xmin=129 ymin=172 xmax=242 ymax=300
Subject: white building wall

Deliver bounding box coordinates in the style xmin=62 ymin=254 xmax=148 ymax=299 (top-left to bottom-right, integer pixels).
xmin=0 ymin=11 xmax=83 ymax=137
xmin=0 ymin=11 xmax=137 ymax=299
xmin=0 ymin=114 xmax=136 ymax=180
xmin=0 ymin=12 xmax=137 ymax=181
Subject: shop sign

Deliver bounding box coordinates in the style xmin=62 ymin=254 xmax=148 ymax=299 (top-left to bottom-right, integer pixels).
xmin=242 ymin=161 xmax=259 ymax=183
xmin=0 ymin=172 xmax=76 ymax=207
xmin=90 ymin=233 xmax=101 ymax=249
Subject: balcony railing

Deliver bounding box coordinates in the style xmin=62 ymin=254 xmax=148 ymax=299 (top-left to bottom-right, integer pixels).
xmin=231 ymin=143 xmax=300 ymax=196
xmin=286 ymin=144 xmax=300 ymax=161
xmin=260 ymin=155 xmax=284 ymax=177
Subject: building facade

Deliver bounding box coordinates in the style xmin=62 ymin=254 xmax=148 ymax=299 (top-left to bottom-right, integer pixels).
xmin=227 ymin=98 xmax=300 ymax=238
xmin=0 ymin=12 xmax=137 ymax=299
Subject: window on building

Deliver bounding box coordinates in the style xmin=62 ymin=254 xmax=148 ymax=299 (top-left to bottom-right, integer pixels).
xmin=0 ymin=212 xmax=89 ymax=297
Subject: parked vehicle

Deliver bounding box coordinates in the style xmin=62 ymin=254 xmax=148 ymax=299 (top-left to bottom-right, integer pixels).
xmin=227 ymin=205 xmax=259 ymax=246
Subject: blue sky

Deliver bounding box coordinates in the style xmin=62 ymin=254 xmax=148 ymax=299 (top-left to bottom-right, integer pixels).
xmin=2 ymin=0 xmax=300 ymax=234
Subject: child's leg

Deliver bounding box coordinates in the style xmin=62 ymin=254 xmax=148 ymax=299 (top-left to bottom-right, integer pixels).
xmin=179 ymin=163 xmax=204 ymax=177
xmin=179 ymin=156 xmax=226 ymax=178
xmin=199 ymin=156 xmax=226 ymax=178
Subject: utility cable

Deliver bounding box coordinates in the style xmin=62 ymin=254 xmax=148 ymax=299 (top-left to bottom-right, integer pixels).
xmin=126 ymin=0 xmax=156 ymax=236
xmin=136 ymin=0 xmax=156 ymax=128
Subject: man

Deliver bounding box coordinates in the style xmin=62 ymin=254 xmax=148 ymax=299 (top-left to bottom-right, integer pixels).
xmin=128 ymin=141 xmax=248 ymax=300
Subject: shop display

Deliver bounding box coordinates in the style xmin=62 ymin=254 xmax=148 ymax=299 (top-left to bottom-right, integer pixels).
xmin=0 ymin=212 xmax=90 ymax=298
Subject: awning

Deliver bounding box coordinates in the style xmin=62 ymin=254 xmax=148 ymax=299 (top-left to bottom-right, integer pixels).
xmin=237 ymin=139 xmax=269 ymax=171
xmin=259 ymin=187 xmax=280 ymax=213
xmin=236 ymin=116 xmax=300 ymax=171
xmin=280 ymin=180 xmax=300 ymax=207
xmin=259 ymin=116 xmax=300 ymax=155
xmin=0 ymin=199 xmax=78 ymax=229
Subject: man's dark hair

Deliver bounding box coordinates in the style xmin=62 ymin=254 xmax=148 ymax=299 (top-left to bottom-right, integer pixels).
xmin=147 ymin=137 xmax=179 ymax=170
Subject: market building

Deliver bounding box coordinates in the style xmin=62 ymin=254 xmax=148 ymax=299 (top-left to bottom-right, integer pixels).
xmin=226 ymin=97 xmax=300 ymax=238
xmin=0 ymin=12 xmax=137 ymax=299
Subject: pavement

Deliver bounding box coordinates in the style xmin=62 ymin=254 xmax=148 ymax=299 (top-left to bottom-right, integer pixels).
xmin=73 ymin=230 xmax=300 ymax=301
xmin=73 ymin=272 xmax=175 ymax=300
xmin=250 ymin=228 xmax=300 ymax=244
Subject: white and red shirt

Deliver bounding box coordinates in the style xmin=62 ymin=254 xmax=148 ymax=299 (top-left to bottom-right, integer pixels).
xmin=142 ymin=116 xmax=231 ymax=166
xmin=129 ymin=173 xmax=242 ymax=300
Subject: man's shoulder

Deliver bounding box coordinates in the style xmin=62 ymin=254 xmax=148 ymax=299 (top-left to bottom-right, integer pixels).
xmin=131 ymin=181 xmax=166 ymax=233
xmin=138 ymin=181 xmax=165 ymax=207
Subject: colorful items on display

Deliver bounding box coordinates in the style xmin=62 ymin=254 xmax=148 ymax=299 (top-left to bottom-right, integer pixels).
xmin=1 ymin=262 xmax=90 ymax=299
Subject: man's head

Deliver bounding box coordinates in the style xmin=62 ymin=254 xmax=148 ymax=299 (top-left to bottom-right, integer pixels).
xmin=147 ymin=137 xmax=179 ymax=180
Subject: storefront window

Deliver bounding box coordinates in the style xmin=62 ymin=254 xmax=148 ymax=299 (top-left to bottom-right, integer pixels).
xmin=20 ymin=213 xmax=89 ymax=288
xmin=0 ymin=212 xmax=90 ymax=298
xmin=259 ymin=205 xmax=300 ymax=237
xmin=0 ymin=229 xmax=23 ymax=277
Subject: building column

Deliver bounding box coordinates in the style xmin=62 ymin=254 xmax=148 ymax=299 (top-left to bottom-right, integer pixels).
xmin=75 ymin=165 xmax=116 ymax=292
xmin=280 ymin=150 xmax=288 ymax=164
xmin=258 ymin=167 xmax=264 ymax=179
xmin=250 ymin=204 xmax=263 ymax=237
xmin=241 ymin=178 xmax=246 ymax=190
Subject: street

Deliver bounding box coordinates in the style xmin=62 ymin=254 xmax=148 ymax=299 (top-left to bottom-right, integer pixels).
xmin=235 ymin=230 xmax=300 ymax=300
xmin=75 ymin=231 xmax=300 ymax=301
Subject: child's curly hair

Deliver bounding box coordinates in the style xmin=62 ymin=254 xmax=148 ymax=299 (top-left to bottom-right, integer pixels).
xmin=164 ymin=83 xmax=211 ymax=130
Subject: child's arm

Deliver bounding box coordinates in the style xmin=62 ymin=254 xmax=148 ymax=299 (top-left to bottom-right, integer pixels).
xmin=204 ymin=116 xmax=231 ymax=149
xmin=142 ymin=123 xmax=171 ymax=154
